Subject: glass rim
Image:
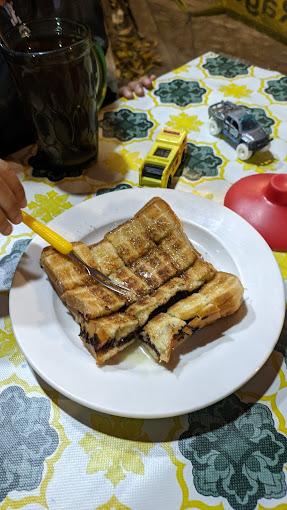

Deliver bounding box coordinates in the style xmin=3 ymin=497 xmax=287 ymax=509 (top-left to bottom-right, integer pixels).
xmin=0 ymin=17 xmax=91 ymax=58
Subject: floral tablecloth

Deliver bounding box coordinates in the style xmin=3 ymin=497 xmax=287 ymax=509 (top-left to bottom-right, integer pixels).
xmin=0 ymin=52 xmax=287 ymax=510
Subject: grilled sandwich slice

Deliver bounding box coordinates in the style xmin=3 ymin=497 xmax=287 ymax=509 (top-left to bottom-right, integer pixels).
xmin=41 ymin=198 xmax=198 ymax=319
xmin=78 ymin=259 xmax=215 ymax=364
xmin=40 ymin=197 xmax=244 ymax=366
xmin=140 ymin=272 xmax=244 ymax=363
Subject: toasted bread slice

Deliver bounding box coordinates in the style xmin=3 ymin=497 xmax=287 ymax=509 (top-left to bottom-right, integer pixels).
xmin=140 ymin=272 xmax=244 ymax=363
xmin=90 ymin=240 xmax=124 ymax=276
xmin=134 ymin=196 xmax=182 ymax=242
xmin=78 ymin=259 xmax=215 ymax=362
xmin=40 ymin=244 xmax=90 ymax=295
xmin=105 ymin=217 xmax=156 ymax=265
xmin=40 ymin=198 xmax=243 ymax=365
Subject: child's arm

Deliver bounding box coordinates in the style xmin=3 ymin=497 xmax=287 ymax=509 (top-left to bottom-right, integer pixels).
xmin=0 ymin=159 xmax=26 ymax=235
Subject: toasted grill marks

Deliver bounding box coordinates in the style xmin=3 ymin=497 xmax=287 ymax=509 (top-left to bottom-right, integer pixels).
xmin=90 ymin=240 xmax=124 ymax=275
xmin=72 ymin=242 xmax=96 ymax=267
xmin=141 ymin=272 xmax=244 ymax=362
xmin=182 ymin=258 xmax=215 ymax=291
xmin=105 ymin=217 xmax=155 ymax=265
xmin=168 ymin=272 xmax=243 ymax=321
xmin=134 ymin=197 xmax=181 ymax=242
xmin=110 ymin=266 xmax=150 ymax=297
xmin=159 ymin=230 xmax=198 ymax=272
xmin=128 ymin=258 xmax=214 ymax=327
xmin=62 ymin=285 xmax=126 ymax=320
xmin=127 ymin=277 xmax=185 ymax=327
xmin=132 ymin=247 xmax=177 ymax=289
xmin=40 ymin=247 xmax=90 ymax=295
xmin=82 ymin=313 xmax=138 ymax=348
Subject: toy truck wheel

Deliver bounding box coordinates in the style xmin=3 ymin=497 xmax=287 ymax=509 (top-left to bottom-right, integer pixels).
xmin=236 ymin=143 xmax=252 ymax=161
xmin=209 ymin=118 xmax=221 ymax=136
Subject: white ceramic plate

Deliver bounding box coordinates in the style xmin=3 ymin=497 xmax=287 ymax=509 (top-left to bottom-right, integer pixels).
xmin=10 ymin=189 xmax=285 ymax=418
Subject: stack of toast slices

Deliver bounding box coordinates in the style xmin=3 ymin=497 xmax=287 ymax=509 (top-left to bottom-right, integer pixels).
xmin=40 ymin=197 xmax=244 ymax=365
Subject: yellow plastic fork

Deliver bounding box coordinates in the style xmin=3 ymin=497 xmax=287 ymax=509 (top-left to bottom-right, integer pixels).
xmin=21 ymin=211 xmax=130 ymax=297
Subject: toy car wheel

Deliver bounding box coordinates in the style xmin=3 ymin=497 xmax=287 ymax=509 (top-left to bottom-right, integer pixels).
xmin=236 ymin=143 xmax=252 ymax=161
xmin=209 ymin=118 xmax=221 ymax=136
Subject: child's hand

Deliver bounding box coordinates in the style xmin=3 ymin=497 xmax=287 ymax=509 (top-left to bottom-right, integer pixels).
xmin=119 ymin=75 xmax=156 ymax=99
xmin=0 ymin=159 xmax=26 ymax=235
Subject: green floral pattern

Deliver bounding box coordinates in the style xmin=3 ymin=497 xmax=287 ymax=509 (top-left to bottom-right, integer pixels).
xmin=96 ymin=183 xmax=132 ymax=195
xmin=265 ymin=77 xmax=287 ymax=101
xmin=203 ymin=55 xmax=249 ymax=78
xmin=179 ymin=394 xmax=287 ymax=510
xmin=154 ymin=80 xmax=206 ymax=106
xmin=100 ymin=109 xmax=153 ymax=141
xmin=181 ymin=143 xmax=222 ymax=181
xmin=239 ymin=105 xmax=274 ymax=135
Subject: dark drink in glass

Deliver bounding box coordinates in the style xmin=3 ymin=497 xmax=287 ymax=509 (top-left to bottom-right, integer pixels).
xmin=0 ymin=17 xmax=106 ymax=180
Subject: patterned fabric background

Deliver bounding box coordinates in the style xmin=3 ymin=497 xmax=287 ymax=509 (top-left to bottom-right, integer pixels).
xmin=0 ymin=52 xmax=286 ymax=510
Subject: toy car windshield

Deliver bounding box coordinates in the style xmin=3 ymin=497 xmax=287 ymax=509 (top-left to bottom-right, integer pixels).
xmin=240 ymin=115 xmax=257 ymax=130
xmin=154 ymin=148 xmax=171 ymax=158
xmin=142 ymin=163 xmax=165 ymax=179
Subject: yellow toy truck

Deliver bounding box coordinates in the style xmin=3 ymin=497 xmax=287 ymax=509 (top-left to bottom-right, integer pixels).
xmin=139 ymin=128 xmax=187 ymax=188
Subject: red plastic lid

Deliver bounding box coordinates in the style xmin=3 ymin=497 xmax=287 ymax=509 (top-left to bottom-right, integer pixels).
xmin=224 ymin=173 xmax=287 ymax=252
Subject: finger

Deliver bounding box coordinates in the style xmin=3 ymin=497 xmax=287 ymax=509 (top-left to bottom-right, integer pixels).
xmin=140 ymin=76 xmax=154 ymax=89
xmin=0 ymin=209 xmax=12 ymax=236
xmin=6 ymin=161 xmax=24 ymax=175
xmin=126 ymin=81 xmax=144 ymax=97
xmin=134 ymin=84 xmax=145 ymax=97
xmin=119 ymin=86 xmax=134 ymax=99
xmin=1 ymin=167 xmax=27 ymax=208
xmin=127 ymin=81 xmax=145 ymax=97
xmin=0 ymin=178 xmax=23 ymax=224
xmin=0 ymin=159 xmax=8 ymax=171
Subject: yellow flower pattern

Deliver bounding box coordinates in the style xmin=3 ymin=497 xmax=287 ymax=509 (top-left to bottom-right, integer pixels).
xmin=167 ymin=112 xmax=203 ymax=132
xmin=97 ymin=495 xmax=132 ymax=510
xmin=219 ymin=83 xmax=252 ymax=98
xmin=173 ymin=63 xmax=191 ymax=75
xmin=80 ymin=415 xmax=152 ymax=486
xmin=192 ymin=189 xmax=214 ymax=200
xmin=28 ymin=190 xmax=72 ymax=222
xmin=104 ymin=149 xmax=143 ymax=175
xmin=0 ymin=317 xmax=24 ymax=366
xmin=274 ymin=253 xmax=287 ymax=280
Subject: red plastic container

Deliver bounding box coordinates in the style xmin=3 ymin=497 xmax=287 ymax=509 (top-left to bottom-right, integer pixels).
xmin=224 ymin=173 xmax=287 ymax=252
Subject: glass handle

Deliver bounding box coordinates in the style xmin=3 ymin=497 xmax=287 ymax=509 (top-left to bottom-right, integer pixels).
xmin=92 ymin=41 xmax=107 ymax=110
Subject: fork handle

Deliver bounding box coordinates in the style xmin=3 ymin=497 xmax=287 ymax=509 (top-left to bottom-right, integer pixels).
xmin=22 ymin=211 xmax=73 ymax=255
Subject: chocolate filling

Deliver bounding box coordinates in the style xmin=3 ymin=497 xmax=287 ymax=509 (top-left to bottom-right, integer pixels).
xmin=101 ymin=331 xmax=138 ymax=353
xmin=139 ymin=332 xmax=160 ymax=358
xmin=80 ymin=328 xmax=137 ymax=353
xmin=148 ymin=290 xmax=190 ymax=321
